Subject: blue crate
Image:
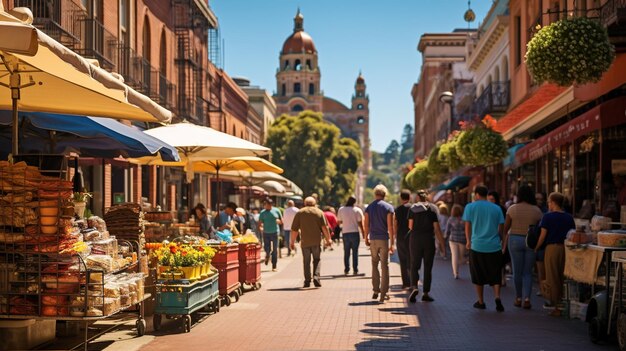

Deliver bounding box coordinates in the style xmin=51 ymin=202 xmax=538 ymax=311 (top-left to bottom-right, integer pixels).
xmin=155 ymin=273 xmax=219 ymax=315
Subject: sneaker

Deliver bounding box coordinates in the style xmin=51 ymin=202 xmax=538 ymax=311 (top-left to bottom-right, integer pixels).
xmin=303 ymin=281 xmax=310 ymax=288
xmin=473 ymin=301 xmax=486 ymax=310
xmin=421 ymin=294 xmax=434 ymax=302
xmin=344 ymin=271 xmax=349 ymax=276
xmin=272 ymin=268 xmax=277 ymax=272
xmin=313 ymin=279 xmax=322 ymax=287
xmin=264 ymin=256 xmax=270 ymax=265
xmin=542 ymin=303 xmax=556 ymax=310
xmin=372 ymin=293 xmax=379 ymax=300
xmin=353 ymin=270 xmax=359 ymax=276
xmin=495 ymin=298 xmax=505 ymax=312
xmin=409 ymin=289 xmax=419 ymax=303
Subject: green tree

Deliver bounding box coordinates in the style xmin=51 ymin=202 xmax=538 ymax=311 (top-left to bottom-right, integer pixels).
xmin=400 ymin=124 xmax=414 ymax=153
xmin=383 ymin=139 xmax=400 ymax=164
xmin=265 ymin=111 xmax=363 ymax=205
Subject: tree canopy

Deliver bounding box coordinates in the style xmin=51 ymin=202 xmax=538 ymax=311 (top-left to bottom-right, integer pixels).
xmin=265 ymin=110 xmax=363 ymax=207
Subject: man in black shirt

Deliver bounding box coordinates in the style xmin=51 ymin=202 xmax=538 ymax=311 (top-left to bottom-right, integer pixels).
xmin=394 ymin=189 xmax=412 ymax=289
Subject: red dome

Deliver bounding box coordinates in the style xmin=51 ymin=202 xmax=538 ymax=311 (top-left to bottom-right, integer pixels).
xmin=282 ymin=31 xmax=316 ymax=54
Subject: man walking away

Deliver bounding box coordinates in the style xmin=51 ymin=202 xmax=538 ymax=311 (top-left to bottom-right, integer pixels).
xmin=323 ymin=207 xmax=338 ymax=251
xmin=282 ymin=200 xmax=299 ymax=257
xmin=338 ymin=196 xmax=365 ymax=275
xmin=258 ymin=199 xmax=283 ymax=272
xmin=364 ymin=184 xmax=395 ymax=303
xmin=463 ymin=186 xmax=505 ymax=312
xmin=408 ymin=190 xmax=446 ymax=303
xmin=394 ymin=189 xmax=412 ymax=288
xmin=291 ymin=196 xmax=332 ymax=288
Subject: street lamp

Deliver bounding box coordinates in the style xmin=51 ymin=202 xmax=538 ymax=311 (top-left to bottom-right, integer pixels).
xmin=439 ymin=91 xmax=454 ymax=137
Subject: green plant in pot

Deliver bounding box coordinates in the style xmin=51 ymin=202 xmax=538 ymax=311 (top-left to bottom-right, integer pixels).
xmin=72 ymin=191 xmax=92 ymax=219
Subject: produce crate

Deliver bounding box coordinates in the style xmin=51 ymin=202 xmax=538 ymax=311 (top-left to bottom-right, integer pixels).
xmin=238 ymin=243 xmax=261 ymax=287
xmin=210 ymin=244 xmax=241 ymax=296
xmin=154 ymin=273 xmax=219 ymax=315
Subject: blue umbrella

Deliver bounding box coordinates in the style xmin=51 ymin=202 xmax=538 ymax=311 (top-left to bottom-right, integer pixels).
xmin=0 ymin=111 xmax=179 ymax=161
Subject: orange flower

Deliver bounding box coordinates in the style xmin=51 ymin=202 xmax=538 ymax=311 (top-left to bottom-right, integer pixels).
xmin=482 ymin=115 xmax=497 ymax=129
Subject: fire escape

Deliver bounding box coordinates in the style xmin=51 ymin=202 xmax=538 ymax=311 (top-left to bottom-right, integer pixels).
xmin=173 ymin=0 xmax=211 ymax=124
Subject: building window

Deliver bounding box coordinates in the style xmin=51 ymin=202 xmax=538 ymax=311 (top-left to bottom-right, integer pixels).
xmin=295 ymin=59 xmax=302 ymax=71
xmin=306 ymin=59 xmax=312 ymax=69
xmin=514 ymin=16 xmax=521 ymax=67
xmin=159 ymin=31 xmax=166 ymax=75
xmin=284 ymin=60 xmax=289 ymax=69
xmin=119 ymin=0 xmax=129 ymax=44
xmin=281 ymin=84 xmax=286 ymax=96
xmin=356 ymin=116 xmax=365 ymax=124
xmin=294 ymin=83 xmax=301 ymax=93
xmin=292 ymin=104 xmax=304 ymax=112
xmin=357 ymin=103 xmax=364 ymax=110
xmin=357 ymin=91 xmax=364 ymax=97
xmin=308 ymin=83 xmax=314 ymax=95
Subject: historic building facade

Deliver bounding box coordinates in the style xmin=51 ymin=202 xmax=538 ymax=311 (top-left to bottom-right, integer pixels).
xmin=273 ymin=10 xmax=371 ymax=199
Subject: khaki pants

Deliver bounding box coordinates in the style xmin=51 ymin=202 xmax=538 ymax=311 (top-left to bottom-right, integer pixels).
xmin=370 ymin=239 xmax=389 ymax=294
xmin=544 ymin=244 xmax=565 ymax=306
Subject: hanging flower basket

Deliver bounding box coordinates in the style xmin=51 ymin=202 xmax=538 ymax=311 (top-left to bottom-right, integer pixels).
xmin=427 ymin=144 xmax=448 ymax=182
xmin=438 ymin=132 xmax=463 ymax=171
xmin=405 ymin=160 xmax=431 ymax=190
xmin=525 ymin=17 xmax=615 ymax=86
xmin=457 ymin=116 xmax=508 ymax=166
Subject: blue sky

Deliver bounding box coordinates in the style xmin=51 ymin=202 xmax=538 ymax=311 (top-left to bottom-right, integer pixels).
xmin=211 ymin=0 xmax=492 ymax=153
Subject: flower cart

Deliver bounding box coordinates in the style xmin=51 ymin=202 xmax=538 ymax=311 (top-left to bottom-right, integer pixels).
xmin=238 ymin=243 xmax=262 ymax=291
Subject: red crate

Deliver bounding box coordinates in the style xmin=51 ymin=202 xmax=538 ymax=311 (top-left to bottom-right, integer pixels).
xmin=238 ymin=243 xmax=262 ymax=286
xmin=210 ymin=244 xmax=241 ymax=295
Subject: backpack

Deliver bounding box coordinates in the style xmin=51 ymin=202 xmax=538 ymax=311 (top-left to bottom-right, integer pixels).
xmin=525 ymin=221 xmax=544 ymax=250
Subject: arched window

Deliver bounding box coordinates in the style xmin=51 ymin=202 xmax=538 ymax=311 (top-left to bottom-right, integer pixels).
xmin=494 ymin=65 xmax=500 ymax=82
xmin=294 ymin=59 xmax=302 ymax=71
xmin=233 ymin=125 xmax=236 ymax=136
xmin=357 ymin=91 xmax=364 ymax=97
xmin=356 ymin=116 xmax=365 ymax=124
xmin=281 ymin=83 xmax=286 ymax=96
xmin=292 ymin=104 xmax=304 ymax=112
xmin=142 ymin=17 xmax=151 ymax=61
xmin=284 ymin=60 xmax=289 ymax=69
xmin=159 ymin=31 xmax=166 ymax=75
xmin=357 ymin=103 xmax=364 ymax=110
xmin=308 ymin=83 xmax=314 ymax=95
xmin=306 ymin=59 xmax=312 ymax=69
xmin=294 ymin=83 xmax=301 ymax=93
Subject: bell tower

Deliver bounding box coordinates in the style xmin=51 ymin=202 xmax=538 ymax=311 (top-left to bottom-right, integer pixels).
xmin=274 ymin=9 xmax=323 ymax=114
xmin=352 ymin=72 xmax=371 ymax=173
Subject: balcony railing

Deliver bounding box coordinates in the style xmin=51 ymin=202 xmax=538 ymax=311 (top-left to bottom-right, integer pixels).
xmin=475 ymin=81 xmax=510 ymax=118
xmin=15 ymin=0 xmax=84 ymax=50
xmin=527 ymin=12 xmax=543 ymax=41
xmin=157 ymin=72 xmax=177 ymax=111
xmin=600 ymin=0 xmax=626 ymax=27
xmin=76 ymin=18 xmax=118 ymax=70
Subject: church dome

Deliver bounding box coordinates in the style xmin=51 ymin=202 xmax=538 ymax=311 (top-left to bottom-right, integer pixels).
xmin=282 ymin=9 xmax=317 ymax=54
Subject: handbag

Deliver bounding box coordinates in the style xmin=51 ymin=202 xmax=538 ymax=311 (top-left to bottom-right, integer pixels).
xmin=525 ymin=221 xmax=544 ymax=250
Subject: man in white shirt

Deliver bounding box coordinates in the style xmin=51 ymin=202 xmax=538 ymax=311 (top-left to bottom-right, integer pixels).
xmin=338 ymin=196 xmax=365 ymax=275
xmin=282 ymin=200 xmax=299 ymax=257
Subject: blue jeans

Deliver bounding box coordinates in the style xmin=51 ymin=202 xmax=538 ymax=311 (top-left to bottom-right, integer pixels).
xmin=508 ymin=234 xmax=536 ymax=300
xmin=343 ymin=232 xmax=360 ymax=273
xmin=283 ymin=230 xmax=292 ymax=255
xmin=264 ymin=232 xmax=279 ymax=268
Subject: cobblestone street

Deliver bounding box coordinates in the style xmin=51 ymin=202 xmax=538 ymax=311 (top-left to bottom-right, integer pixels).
xmin=120 ymin=243 xmax=610 ymax=351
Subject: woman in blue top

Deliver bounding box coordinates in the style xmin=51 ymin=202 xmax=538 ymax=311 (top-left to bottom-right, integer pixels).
xmin=535 ymin=192 xmax=575 ymax=317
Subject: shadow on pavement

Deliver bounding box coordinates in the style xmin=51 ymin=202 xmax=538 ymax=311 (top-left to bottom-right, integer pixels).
xmin=364 ymin=322 xmax=408 ymax=328
xmin=320 ymin=273 xmax=366 ymax=279
xmin=348 ymin=300 xmax=381 ymax=306
xmin=266 ymin=287 xmax=307 ymax=291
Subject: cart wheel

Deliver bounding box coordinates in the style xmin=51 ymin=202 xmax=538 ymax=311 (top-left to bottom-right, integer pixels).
xmin=225 ymin=294 xmax=232 ymax=306
xmin=215 ymin=300 xmax=220 ymax=313
xmin=136 ymin=318 xmax=146 ymax=336
xmin=618 ymin=313 xmax=626 ymax=350
xmin=232 ymin=290 xmax=240 ymax=303
xmin=255 ymin=282 xmax=262 ymax=290
xmin=153 ymin=314 xmax=162 ymax=331
xmin=184 ymin=315 xmax=192 ymax=333
xmin=589 ymin=316 xmax=606 ymax=344
xmin=239 ymin=287 xmax=244 ymax=296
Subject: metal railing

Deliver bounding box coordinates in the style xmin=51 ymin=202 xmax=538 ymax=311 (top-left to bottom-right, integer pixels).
xmin=600 ymin=0 xmax=626 ymax=27
xmin=76 ymin=17 xmax=118 ymax=69
xmin=475 ymin=81 xmax=510 ymax=118
xmin=15 ymin=0 xmax=84 ymax=50
xmin=527 ymin=12 xmax=543 ymax=41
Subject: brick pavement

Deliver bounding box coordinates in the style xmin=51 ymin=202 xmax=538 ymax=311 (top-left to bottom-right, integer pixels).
xmin=125 ymin=243 xmax=612 ymax=351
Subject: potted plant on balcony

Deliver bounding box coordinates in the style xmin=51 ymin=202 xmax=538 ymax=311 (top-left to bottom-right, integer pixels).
xmin=457 ymin=116 xmax=508 ymax=166
xmin=525 ymin=16 xmax=615 ymax=86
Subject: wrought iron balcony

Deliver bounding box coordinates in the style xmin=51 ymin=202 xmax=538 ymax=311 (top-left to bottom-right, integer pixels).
xmin=527 ymin=12 xmax=543 ymax=41
xmin=76 ymin=17 xmax=118 ymax=70
xmin=600 ymin=0 xmax=626 ymax=28
xmin=15 ymin=0 xmax=84 ymax=50
xmin=475 ymin=81 xmax=510 ymax=118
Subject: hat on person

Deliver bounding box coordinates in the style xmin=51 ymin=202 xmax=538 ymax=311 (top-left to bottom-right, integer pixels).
xmin=236 ymin=207 xmax=246 ymax=215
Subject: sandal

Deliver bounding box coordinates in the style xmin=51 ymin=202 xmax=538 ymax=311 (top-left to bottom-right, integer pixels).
xmin=514 ymin=298 xmax=522 ymax=308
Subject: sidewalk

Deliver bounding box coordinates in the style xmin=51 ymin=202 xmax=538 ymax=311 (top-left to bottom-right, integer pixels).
xmin=96 ymin=243 xmax=608 ymax=351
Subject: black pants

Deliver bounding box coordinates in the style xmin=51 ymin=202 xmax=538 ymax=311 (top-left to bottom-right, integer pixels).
xmin=397 ymin=234 xmax=411 ymax=287
xmin=410 ymin=233 xmax=436 ymax=292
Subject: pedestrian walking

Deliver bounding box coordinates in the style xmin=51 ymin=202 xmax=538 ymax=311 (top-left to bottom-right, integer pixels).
xmin=323 ymin=206 xmax=338 ymax=250
xmin=290 ymin=196 xmax=332 ymax=288
xmin=337 ymin=196 xmax=365 ymax=275
xmin=534 ymin=192 xmax=575 ymax=317
xmin=364 ymin=184 xmax=395 ymax=303
xmin=463 ymin=186 xmax=505 ymax=312
xmin=407 ymin=190 xmax=445 ymax=303
xmin=502 ymin=185 xmax=543 ymax=309
xmin=488 ymin=190 xmax=509 ymax=287
xmin=394 ymin=190 xmax=412 ymax=288
xmin=447 ymin=204 xmax=466 ymax=279
xmin=282 ymin=200 xmax=299 ymax=257
xmin=258 ymin=199 xmax=283 ymax=272
xmin=215 ymin=202 xmax=237 ymax=231
xmin=437 ymin=204 xmax=450 ymax=260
